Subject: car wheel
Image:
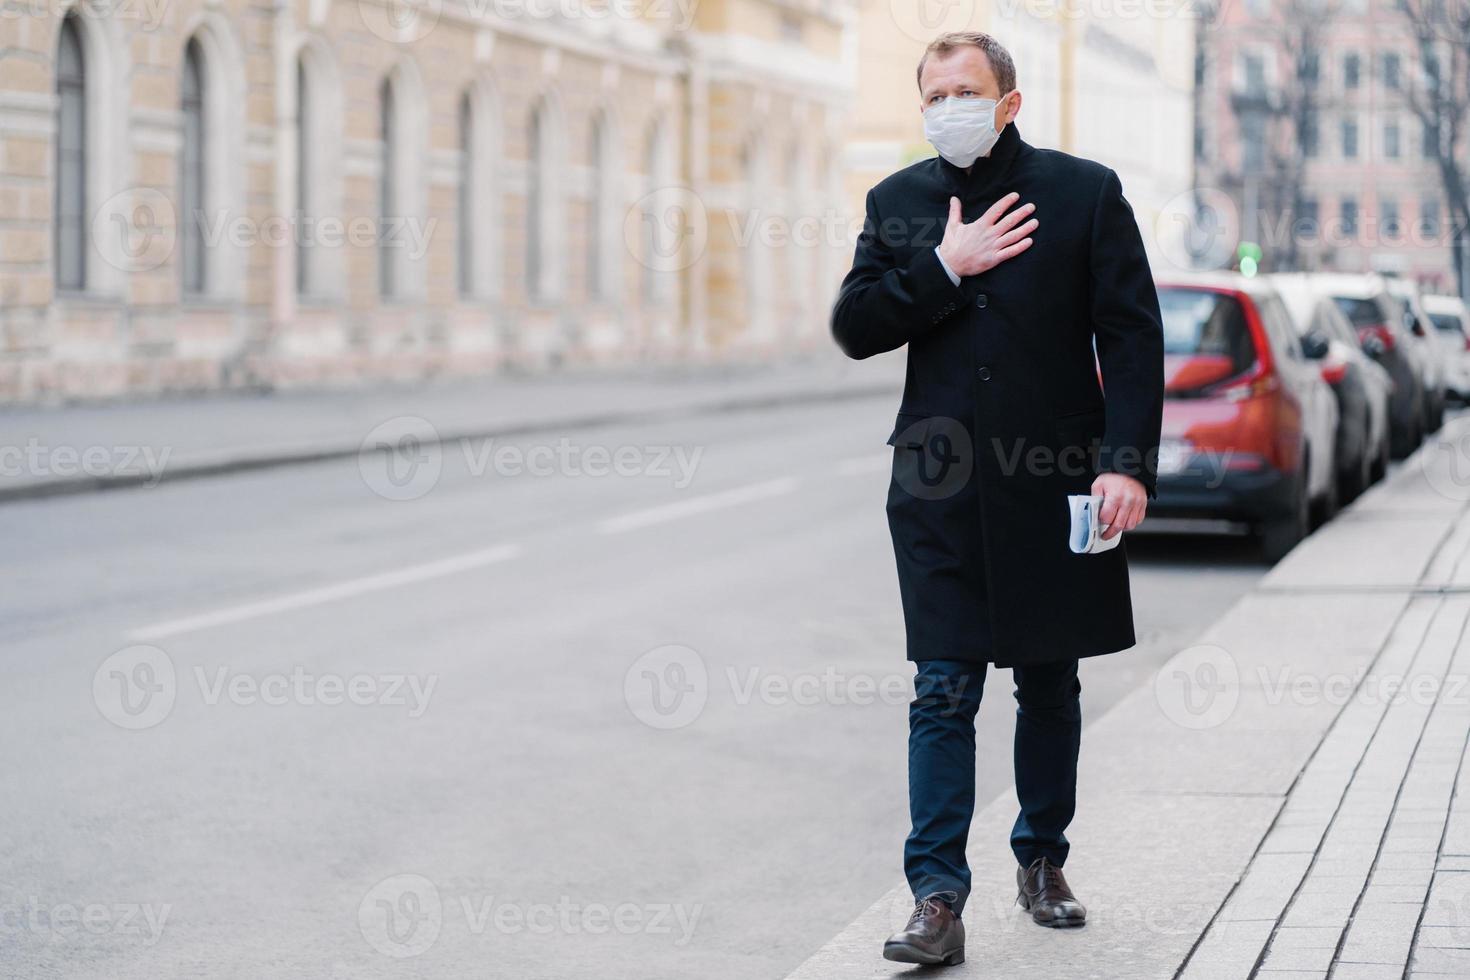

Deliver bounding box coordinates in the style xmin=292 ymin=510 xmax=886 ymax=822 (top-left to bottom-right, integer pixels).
xmin=1340 ymin=443 xmax=1369 ymax=503
xmin=1310 ymin=457 xmax=1339 ymax=529
xmin=1390 ymin=414 xmax=1416 ymax=459
xmin=1371 ymin=431 xmax=1390 ymax=482
xmin=1262 ymin=470 xmax=1310 ymax=563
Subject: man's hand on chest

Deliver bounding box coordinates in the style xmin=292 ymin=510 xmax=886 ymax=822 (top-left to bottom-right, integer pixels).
xmin=935 ymin=192 xmax=1038 ymax=279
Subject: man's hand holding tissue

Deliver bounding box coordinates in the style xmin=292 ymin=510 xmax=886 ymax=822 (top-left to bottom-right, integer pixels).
xmin=1092 ymin=473 xmax=1147 ymax=540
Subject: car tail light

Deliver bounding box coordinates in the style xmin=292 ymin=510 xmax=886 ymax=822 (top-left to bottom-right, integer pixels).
xmin=1321 ymin=356 xmax=1349 ymax=385
xmin=1462 ymin=333 xmax=1470 ymax=352
xmin=1358 ymin=323 xmax=1396 ymax=351
xmin=1185 ymin=371 xmax=1299 ymax=472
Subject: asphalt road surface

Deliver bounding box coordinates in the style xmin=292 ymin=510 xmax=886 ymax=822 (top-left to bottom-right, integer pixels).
xmin=0 ymin=394 xmax=1266 ymax=979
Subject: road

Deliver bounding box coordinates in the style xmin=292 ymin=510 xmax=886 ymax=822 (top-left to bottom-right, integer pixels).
xmin=0 ymin=394 xmax=1266 ymax=979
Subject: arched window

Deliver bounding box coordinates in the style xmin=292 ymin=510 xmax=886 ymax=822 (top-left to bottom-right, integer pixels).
xmin=179 ymin=38 xmax=205 ymax=295
xmin=294 ymin=56 xmax=312 ymax=296
xmin=294 ymin=43 xmax=345 ymax=300
xmin=740 ymin=135 xmax=769 ymax=330
xmin=457 ymin=92 xmax=473 ymax=298
xmin=378 ymin=77 xmax=396 ymax=299
xmin=54 ymin=14 xmax=86 ymax=292
xmin=458 ymin=81 xmax=500 ymax=302
xmin=784 ymin=139 xmax=810 ymax=328
xmin=527 ymin=101 xmax=545 ymax=299
xmin=587 ymin=112 xmax=605 ymax=300
xmin=526 ymin=97 xmax=560 ymax=302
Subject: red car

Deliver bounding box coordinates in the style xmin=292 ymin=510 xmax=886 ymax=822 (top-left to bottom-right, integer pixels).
xmin=1148 ymin=273 xmax=1340 ymax=561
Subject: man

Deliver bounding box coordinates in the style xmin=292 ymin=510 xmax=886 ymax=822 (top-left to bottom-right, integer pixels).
xmin=831 ymin=32 xmax=1164 ymax=966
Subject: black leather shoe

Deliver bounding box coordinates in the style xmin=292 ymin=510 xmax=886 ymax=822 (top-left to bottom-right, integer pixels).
xmin=883 ymin=894 xmax=966 ymax=965
xmin=1017 ymin=857 xmax=1086 ymax=928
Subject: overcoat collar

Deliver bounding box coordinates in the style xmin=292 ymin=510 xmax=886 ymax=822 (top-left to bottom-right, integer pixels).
xmin=937 ymin=123 xmax=1028 ymax=201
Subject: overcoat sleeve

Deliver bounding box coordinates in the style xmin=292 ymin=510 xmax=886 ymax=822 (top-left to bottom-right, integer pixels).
xmin=831 ymin=190 xmax=968 ymax=360
xmin=1089 ymin=169 xmax=1165 ymax=498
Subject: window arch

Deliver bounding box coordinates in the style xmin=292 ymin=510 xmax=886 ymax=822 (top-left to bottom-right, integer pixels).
xmin=173 ymin=19 xmax=246 ymax=301
xmin=179 ymin=38 xmax=205 ymax=295
xmin=54 ymin=14 xmax=86 ymax=291
xmin=52 ymin=8 xmax=129 ymax=296
xmin=293 ymin=40 xmax=344 ymax=300
xmin=376 ymin=61 xmax=427 ymax=302
xmin=458 ymin=79 xmax=501 ymax=303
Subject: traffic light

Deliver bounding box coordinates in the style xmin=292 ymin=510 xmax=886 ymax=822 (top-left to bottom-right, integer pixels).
xmin=1237 ymin=241 xmax=1262 ymax=277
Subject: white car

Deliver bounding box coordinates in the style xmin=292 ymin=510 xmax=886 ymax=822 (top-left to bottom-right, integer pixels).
xmin=1269 ymin=274 xmax=1394 ymax=500
xmin=1386 ymin=277 xmax=1446 ymax=431
xmin=1423 ymin=294 xmax=1470 ymax=402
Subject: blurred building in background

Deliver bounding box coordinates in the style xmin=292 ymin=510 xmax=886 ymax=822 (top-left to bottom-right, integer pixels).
xmin=1194 ymin=0 xmax=1467 ymax=292
xmin=0 ymin=0 xmax=856 ymax=403
xmin=843 ymin=0 xmax=1197 ymax=264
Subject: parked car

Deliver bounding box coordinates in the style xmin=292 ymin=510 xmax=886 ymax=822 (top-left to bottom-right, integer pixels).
xmin=1310 ymin=273 xmax=1427 ymax=458
xmin=1423 ymin=294 xmax=1470 ymax=403
xmin=1151 ymin=273 xmax=1339 ymax=561
xmin=1270 ymin=274 xmax=1393 ymax=500
xmin=1386 ymin=277 xmax=1446 ymax=432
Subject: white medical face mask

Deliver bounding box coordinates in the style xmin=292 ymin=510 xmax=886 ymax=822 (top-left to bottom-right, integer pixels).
xmin=922 ymin=94 xmax=1009 ymax=168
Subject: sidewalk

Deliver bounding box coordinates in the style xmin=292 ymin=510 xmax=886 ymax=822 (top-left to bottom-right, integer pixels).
xmin=0 ymin=355 xmax=901 ymax=501
xmin=787 ymin=415 xmax=1470 ymax=979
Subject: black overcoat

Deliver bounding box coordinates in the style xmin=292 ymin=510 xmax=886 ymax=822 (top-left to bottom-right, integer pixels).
xmin=832 ymin=125 xmax=1164 ymax=667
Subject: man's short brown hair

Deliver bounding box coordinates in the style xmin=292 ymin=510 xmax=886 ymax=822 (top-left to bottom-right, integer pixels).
xmin=916 ymin=31 xmax=1017 ymax=94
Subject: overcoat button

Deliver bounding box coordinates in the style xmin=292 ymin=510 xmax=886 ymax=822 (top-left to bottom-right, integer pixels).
xmin=976 ymin=294 xmax=988 ymax=309
xmin=977 ymin=366 xmax=992 ymax=381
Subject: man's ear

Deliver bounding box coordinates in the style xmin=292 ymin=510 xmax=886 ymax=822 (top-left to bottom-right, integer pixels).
xmin=1001 ymin=91 xmax=1023 ymax=127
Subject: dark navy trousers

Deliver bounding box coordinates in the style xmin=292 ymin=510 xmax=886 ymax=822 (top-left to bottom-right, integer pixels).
xmin=904 ymin=658 xmax=1082 ymax=917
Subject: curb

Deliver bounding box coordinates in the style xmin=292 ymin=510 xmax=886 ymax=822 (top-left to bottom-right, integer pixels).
xmin=0 ymin=380 xmax=903 ymax=504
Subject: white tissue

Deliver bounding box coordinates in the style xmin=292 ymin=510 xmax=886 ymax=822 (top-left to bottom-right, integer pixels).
xmin=1068 ymin=494 xmax=1123 ymax=555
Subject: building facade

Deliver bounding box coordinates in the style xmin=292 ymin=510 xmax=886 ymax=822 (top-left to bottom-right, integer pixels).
xmin=1194 ymin=0 xmax=1462 ymax=289
xmin=0 ymin=0 xmax=856 ymax=403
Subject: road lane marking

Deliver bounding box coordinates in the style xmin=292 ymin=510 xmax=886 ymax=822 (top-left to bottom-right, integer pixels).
xmin=127 ymin=544 xmax=523 ymax=641
xmin=595 ymin=477 xmax=801 ymax=534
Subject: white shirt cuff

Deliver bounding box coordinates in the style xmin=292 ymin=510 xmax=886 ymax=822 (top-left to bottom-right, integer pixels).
xmin=934 ymin=247 xmax=961 ymax=286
